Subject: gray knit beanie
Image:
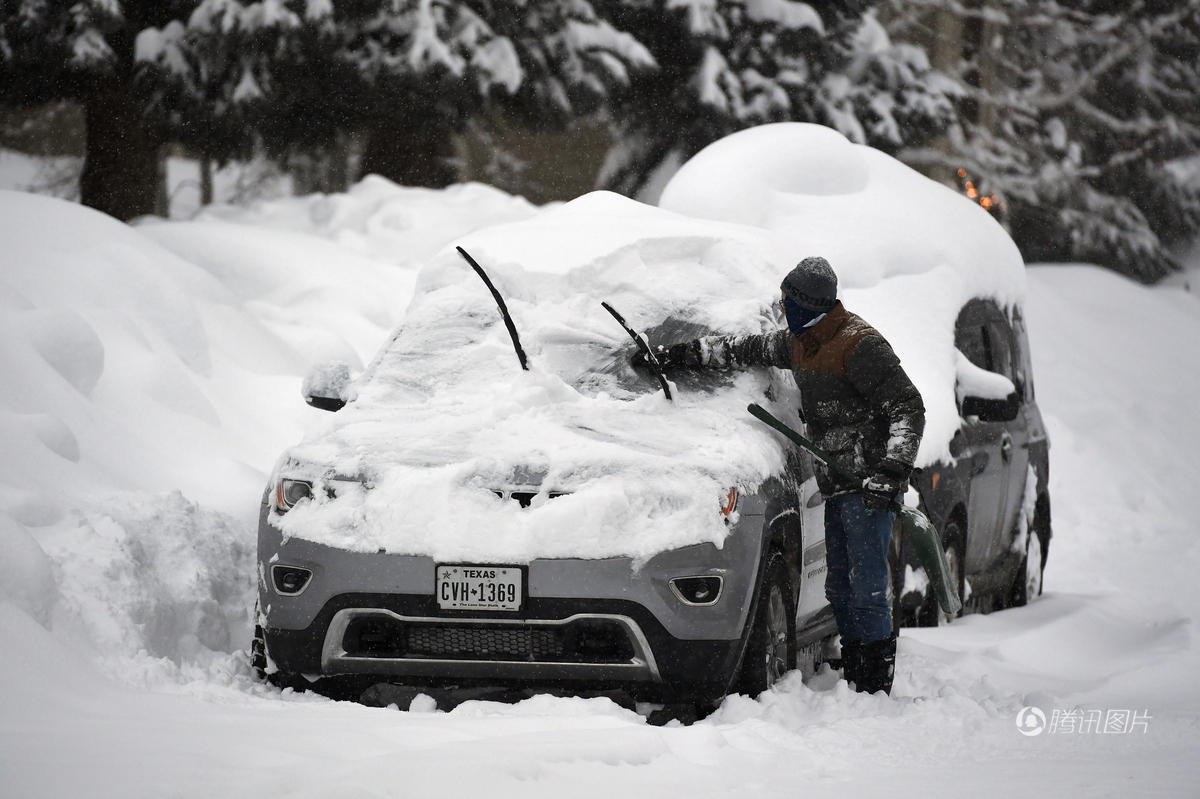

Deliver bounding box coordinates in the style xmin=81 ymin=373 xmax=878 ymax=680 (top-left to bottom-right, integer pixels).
xmin=781 ymin=256 xmax=838 ymax=312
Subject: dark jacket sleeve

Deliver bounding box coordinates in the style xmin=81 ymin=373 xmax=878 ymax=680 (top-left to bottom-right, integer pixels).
xmin=845 ymin=335 xmax=926 ymax=473
xmin=695 ymin=329 xmax=794 ymax=370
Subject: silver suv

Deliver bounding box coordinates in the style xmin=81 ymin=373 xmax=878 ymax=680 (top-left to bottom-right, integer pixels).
xmin=253 ymin=309 xmax=836 ymax=707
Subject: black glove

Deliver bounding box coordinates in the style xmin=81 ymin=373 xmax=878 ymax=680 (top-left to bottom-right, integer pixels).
xmin=862 ymin=459 xmax=910 ymax=513
xmin=631 ymin=340 xmax=702 ymax=371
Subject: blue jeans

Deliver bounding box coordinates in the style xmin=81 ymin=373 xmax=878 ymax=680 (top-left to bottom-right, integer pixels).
xmin=824 ymin=493 xmax=894 ymax=644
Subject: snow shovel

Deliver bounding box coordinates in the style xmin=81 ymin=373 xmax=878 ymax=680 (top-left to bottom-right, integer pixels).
xmin=747 ymin=403 xmax=963 ymax=618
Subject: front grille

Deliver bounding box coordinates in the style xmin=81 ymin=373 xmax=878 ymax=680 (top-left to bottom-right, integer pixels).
xmin=408 ymin=626 xmax=563 ymax=659
xmin=341 ymin=615 xmax=635 ymax=664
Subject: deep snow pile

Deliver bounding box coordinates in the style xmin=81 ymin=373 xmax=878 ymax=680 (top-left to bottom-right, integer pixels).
xmin=0 ymin=184 xmax=540 ymax=671
xmin=660 ymin=123 xmax=1027 ymax=464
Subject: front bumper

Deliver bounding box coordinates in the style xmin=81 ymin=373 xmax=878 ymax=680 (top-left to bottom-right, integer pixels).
xmin=262 ymin=592 xmax=746 ymax=700
xmin=257 ymin=496 xmax=767 ymax=699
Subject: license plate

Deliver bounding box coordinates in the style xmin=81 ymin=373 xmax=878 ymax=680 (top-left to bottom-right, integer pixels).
xmin=436 ymin=565 xmax=522 ymax=612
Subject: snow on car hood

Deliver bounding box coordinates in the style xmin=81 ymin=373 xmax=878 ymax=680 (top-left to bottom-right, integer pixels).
xmin=272 ymin=192 xmax=796 ymax=563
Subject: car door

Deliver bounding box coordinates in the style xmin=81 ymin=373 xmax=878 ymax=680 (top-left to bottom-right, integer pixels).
xmin=954 ymin=301 xmax=1016 ymax=573
xmin=986 ymin=308 xmax=1032 ymax=552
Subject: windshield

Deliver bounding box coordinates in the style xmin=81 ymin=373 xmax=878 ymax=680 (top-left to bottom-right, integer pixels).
xmin=361 ymin=306 xmax=768 ymax=405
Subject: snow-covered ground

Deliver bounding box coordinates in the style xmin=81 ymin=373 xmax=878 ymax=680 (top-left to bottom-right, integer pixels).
xmin=1 ymin=169 xmax=1198 ymax=797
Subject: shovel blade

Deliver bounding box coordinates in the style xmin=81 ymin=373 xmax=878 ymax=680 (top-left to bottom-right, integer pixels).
xmin=898 ymin=506 xmax=964 ymax=618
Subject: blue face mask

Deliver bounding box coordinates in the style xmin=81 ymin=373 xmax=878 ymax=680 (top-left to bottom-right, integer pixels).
xmin=783 ymin=296 xmax=822 ymax=335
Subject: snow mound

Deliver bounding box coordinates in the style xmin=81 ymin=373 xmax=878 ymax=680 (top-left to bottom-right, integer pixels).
xmin=184 ymin=176 xmax=540 ymax=266
xmin=0 ymin=513 xmax=56 ymax=624
xmin=0 ymin=190 xmax=306 ymax=515
xmin=660 ymin=123 xmax=1028 ymax=463
xmin=0 ymin=182 xmax=545 ymax=681
xmin=42 ymin=492 xmax=256 ymax=668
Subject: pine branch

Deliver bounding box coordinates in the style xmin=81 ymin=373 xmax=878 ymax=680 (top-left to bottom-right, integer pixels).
xmin=1030 ymin=4 xmax=1187 ymax=112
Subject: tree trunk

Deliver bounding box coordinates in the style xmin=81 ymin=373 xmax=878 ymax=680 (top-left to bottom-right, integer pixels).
xmin=200 ymin=154 xmax=214 ymax=207
xmin=80 ymin=82 xmax=164 ymax=221
xmin=360 ymin=117 xmax=458 ymax=188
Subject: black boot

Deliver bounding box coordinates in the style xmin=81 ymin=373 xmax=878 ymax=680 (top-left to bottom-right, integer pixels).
xmin=839 ymin=640 xmax=863 ymax=686
xmin=856 ymin=635 xmax=897 ymax=695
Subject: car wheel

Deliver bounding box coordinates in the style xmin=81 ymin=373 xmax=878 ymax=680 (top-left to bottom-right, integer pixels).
xmin=1009 ymin=528 xmax=1045 ymax=607
xmin=736 ymin=551 xmax=795 ymax=697
xmin=251 ymin=604 xmax=268 ymax=680
xmin=251 ymin=604 xmax=306 ymax=691
xmin=251 ymin=621 xmax=268 ymax=680
xmin=914 ymin=518 xmax=966 ymax=626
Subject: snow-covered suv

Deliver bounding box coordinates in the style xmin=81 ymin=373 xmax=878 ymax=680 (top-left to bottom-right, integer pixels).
xmin=253 ymin=196 xmax=842 ymax=706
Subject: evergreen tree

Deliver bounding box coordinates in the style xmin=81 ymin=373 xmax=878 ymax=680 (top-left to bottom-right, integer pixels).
xmin=237 ymin=0 xmax=654 ymax=189
xmin=137 ymin=0 xmax=312 ymax=201
xmin=0 ymin=0 xmax=197 ymax=219
xmin=594 ymin=0 xmax=959 ymax=197
xmin=887 ymin=0 xmax=1200 ymax=282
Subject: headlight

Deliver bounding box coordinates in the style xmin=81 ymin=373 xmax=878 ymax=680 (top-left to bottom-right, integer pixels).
xmin=273 ymin=478 xmax=312 ymax=512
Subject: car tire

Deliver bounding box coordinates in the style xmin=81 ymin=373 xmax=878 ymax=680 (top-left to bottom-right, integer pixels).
xmin=251 ymin=620 xmax=268 ymax=680
xmin=251 ymin=605 xmax=307 ymax=691
xmin=1009 ymin=526 xmax=1045 ymax=608
xmin=736 ymin=550 xmax=795 ymax=697
xmin=251 ymin=603 xmax=269 ymax=681
xmin=914 ymin=518 xmax=966 ymax=627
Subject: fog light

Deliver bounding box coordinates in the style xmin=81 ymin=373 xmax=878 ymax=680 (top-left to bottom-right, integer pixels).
xmin=670 ymin=576 xmax=723 ymax=606
xmin=272 ymin=565 xmax=313 ymax=596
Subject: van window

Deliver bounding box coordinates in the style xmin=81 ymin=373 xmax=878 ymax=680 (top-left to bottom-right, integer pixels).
xmin=955 ymin=306 xmax=991 ymax=371
xmin=985 ymin=318 xmax=1016 ymax=382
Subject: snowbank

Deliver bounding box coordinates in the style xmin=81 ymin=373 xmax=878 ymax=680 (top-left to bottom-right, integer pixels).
xmin=181 ymin=176 xmax=540 ymax=266
xmin=659 ymin=123 xmax=1028 ymax=465
xmin=0 ymin=190 xmax=309 ymax=671
xmin=0 ymin=183 xmax=541 ymax=672
xmin=0 ymin=190 xmax=301 ymax=516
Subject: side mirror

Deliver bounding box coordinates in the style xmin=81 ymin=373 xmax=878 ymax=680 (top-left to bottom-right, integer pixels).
xmin=955 ymin=350 xmax=1018 ymax=422
xmin=302 ymin=361 xmax=352 ymax=412
xmin=961 ymin=391 xmax=1021 ymax=422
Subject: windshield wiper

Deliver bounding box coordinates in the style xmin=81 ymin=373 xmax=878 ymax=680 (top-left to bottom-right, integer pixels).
xmin=456 ymin=246 xmax=529 ymax=371
xmin=601 ymin=301 xmax=673 ymax=402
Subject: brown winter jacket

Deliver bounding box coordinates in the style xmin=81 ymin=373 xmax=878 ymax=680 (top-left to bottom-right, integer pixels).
xmin=694 ymin=302 xmax=926 ymax=496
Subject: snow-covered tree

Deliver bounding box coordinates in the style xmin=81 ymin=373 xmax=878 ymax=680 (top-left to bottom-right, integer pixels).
xmin=236 ymin=0 xmax=654 ymax=189
xmin=887 ymin=0 xmax=1200 ymax=283
xmin=594 ymin=0 xmax=959 ymax=197
xmin=137 ymin=0 xmax=310 ymax=202
xmin=0 ymin=1 xmax=196 ymax=218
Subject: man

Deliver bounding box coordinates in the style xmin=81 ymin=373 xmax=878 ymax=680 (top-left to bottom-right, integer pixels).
xmin=637 ymin=256 xmax=925 ymax=695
